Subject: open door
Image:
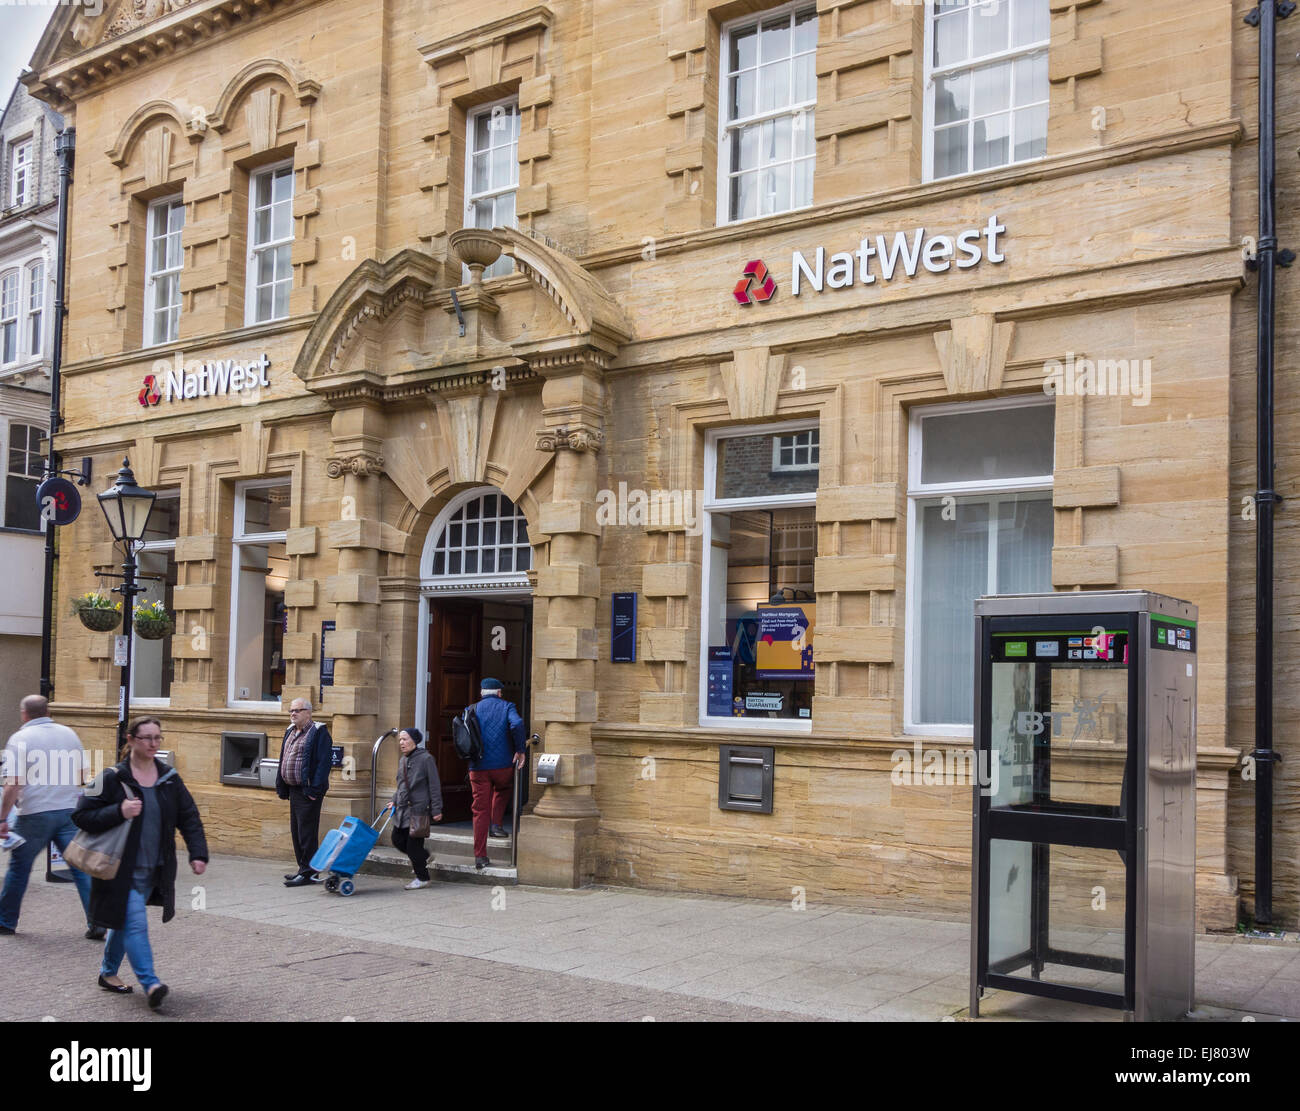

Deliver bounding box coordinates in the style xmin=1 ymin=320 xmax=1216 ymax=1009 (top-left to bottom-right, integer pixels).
xmin=426 ymin=600 xmax=481 ymax=822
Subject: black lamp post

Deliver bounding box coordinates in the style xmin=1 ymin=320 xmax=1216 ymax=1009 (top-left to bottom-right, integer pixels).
xmin=96 ymin=458 xmax=155 ymax=754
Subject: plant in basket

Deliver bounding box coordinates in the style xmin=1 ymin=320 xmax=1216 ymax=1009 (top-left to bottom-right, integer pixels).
xmin=133 ymin=599 xmax=174 ymax=641
xmin=72 ymin=592 xmax=122 ymax=632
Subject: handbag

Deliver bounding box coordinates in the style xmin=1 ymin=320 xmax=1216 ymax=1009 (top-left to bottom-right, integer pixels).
xmin=64 ymin=782 xmax=137 ymax=880
xmin=401 ymin=762 xmax=430 ymax=839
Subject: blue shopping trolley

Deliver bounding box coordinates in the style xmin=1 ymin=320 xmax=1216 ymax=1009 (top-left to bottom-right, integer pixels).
xmin=310 ymin=804 xmax=393 ymax=896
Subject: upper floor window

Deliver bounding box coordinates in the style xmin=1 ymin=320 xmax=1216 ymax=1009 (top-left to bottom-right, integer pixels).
xmin=145 ymin=197 xmax=184 ymax=346
xmin=246 ymin=163 xmax=293 ymax=325
xmin=5 ymin=422 xmax=43 ymax=531
xmin=925 ymin=0 xmax=1049 ymax=181
xmin=719 ymin=3 xmax=817 ymax=224
xmin=25 ymin=261 xmax=43 ymax=359
xmin=0 ymin=271 xmax=16 ymax=364
xmin=9 ymin=140 xmax=31 ymax=208
xmin=465 ymin=99 xmax=519 ymax=281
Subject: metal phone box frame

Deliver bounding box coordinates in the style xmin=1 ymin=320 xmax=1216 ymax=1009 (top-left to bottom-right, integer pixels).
xmin=970 ymin=591 xmax=1197 ymax=1022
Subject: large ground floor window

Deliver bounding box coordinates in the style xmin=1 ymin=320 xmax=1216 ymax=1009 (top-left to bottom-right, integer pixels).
xmin=906 ymin=397 xmax=1055 ymax=732
xmin=701 ymin=422 xmax=818 ymax=728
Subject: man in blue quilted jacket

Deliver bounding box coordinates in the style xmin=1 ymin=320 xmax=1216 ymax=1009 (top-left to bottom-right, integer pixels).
xmin=469 ymin=678 xmax=526 ymax=870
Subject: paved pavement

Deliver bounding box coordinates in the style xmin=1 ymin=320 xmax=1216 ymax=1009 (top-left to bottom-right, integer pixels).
xmin=2 ymin=853 xmax=1297 ymax=1021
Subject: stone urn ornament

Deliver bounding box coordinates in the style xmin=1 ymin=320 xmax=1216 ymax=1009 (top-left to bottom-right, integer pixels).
xmin=449 ymin=227 xmax=503 ymax=286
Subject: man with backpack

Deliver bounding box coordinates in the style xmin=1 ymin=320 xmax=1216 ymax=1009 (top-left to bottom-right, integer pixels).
xmin=465 ymin=679 xmax=526 ymax=870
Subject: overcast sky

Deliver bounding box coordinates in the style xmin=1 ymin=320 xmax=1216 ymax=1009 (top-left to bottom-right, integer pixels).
xmin=1 ymin=6 xmax=59 ymax=112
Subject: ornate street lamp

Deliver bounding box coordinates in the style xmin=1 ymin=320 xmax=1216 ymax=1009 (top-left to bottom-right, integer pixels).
xmin=96 ymin=458 xmax=156 ymax=754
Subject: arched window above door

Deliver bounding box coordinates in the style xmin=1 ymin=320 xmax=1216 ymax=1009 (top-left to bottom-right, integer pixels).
xmin=422 ymin=487 xmax=532 ymax=587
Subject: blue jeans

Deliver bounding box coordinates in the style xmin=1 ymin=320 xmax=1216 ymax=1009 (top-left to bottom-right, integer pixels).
xmin=0 ymin=807 xmax=93 ymax=930
xmin=101 ymin=872 xmax=159 ymax=992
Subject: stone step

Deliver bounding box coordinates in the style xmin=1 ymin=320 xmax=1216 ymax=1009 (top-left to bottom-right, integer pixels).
xmin=359 ymin=835 xmax=517 ymax=885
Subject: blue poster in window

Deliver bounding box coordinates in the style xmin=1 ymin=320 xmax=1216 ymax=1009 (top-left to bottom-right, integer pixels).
xmin=320 ymin=620 xmax=336 ymax=687
xmin=707 ymin=646 xmax=734 ymax=717
xmin=611 ymin=592 xmax=637 ymax=662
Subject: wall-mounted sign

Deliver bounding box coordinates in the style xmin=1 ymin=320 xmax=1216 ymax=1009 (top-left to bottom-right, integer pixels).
xmin=320 ymin=620 xmax=336 ymax=687
xmin=35 ymin=476 xmax=81 ymax=526
xmin=706 ymin=646 xmax=733 ymax=717
xmin=788 ymin=215 xmax=1006 ymax=296
xmin=139 ymin=353 xmax=271 ymax=408
xmin=755 ymin=604 xmax=815 ymax=680
xmin=331 ymin=746 xmax=344 ymax=768
xmin=611 ymin=592 xmax=637 ymax=662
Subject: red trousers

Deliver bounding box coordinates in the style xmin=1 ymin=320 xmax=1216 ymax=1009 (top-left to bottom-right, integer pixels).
xmin=469 ymin=767 xmax=514 ymax=858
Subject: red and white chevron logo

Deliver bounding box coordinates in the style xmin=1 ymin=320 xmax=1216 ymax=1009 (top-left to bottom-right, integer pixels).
xmin=734 ymin=259 xmax=776 ymax=305
xmin=138 ymin=374 xmax=162 ymax=408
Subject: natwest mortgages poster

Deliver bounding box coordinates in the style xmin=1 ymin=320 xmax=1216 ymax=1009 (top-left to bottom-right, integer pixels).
xmin=755 ymin=604 xmax=815 ymax=680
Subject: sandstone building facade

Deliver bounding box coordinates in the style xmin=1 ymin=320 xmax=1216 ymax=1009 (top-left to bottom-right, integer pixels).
xmin=22 ymin=0 xmax=1295 ymax=929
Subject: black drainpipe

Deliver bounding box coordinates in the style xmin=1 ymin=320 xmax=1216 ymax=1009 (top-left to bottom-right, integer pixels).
xmin=38 ymin=127 xmax=75 ymax=700
xmin=1245 ymin=1 xmax=1293 ymax=926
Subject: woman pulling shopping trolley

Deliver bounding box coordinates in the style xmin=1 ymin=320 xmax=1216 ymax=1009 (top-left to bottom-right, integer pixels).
xmin=390 ymin=728 xmax=443 ymax=889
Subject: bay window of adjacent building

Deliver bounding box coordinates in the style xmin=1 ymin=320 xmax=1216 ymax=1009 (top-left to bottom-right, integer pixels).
xmin=5 ymin=421 xmax=43 ymax=530
xmin=905 ymin=397 xmax=1055 ymax=732
xmin=0 ymin=270 xmax=16 ymax=364
xmin=245 ymin=163 xmax=293 ymax=325
xmin=464 ymin=98 xmax=520 ymax=281
xmin=8 ymin=140 xmax=31 ymax=208
xmin=25 ymin=260 xmax=43 ymax=358
xmin=132 ymin=493 xmax=179 ymax=702
xmin=718 ymin=2 xmax=817 ymax=224
xmin=925 ymin=0 xmax=1049 ymax=181
xmin=701 ymin=421 xmax=818 ymax=729
xmin=144 ymin=196 xmax=184 ymax=346
xmin=228 ymin=479 xmax=289 ymax=706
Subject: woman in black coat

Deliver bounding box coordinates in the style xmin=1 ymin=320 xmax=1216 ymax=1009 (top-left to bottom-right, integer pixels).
xmin=390 ymin=728 xmax=443 ymax=889
xmin=72 ymin=717 xmax=208 ymax=1011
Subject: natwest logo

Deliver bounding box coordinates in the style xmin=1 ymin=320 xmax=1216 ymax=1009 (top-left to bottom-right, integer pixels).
xmin=138 ymin=375 xmax=162 ymax=408
xmin=135 ymin=351 xmax=272 ymax=407
xmin=733 ymin=259 xmax=776 ymax=305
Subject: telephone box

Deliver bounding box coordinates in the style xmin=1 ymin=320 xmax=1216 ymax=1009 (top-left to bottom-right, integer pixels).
xmin=970 ymin=591 xmax=1197 ymax=1021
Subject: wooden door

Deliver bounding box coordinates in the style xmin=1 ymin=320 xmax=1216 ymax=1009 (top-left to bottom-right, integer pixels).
xmin=426 ymin=600 xmax=482 ymax=822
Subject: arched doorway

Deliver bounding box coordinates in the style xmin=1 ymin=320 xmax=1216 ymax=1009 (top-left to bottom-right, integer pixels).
xmin=415 ymin=486 xmax=534 ymax=822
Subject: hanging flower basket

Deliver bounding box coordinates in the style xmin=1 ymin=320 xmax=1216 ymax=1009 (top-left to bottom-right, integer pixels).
xmin=72 ymin=593 xmax=122 ymax=632
xmin=133 ymin=600 xmax=174 ymax=641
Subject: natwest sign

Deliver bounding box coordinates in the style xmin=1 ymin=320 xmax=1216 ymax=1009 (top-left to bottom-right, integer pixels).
xmin=140 ymin=352 xmax=272 ymax=407
xmin=788 ymin=214 xmax=1007 ymax=296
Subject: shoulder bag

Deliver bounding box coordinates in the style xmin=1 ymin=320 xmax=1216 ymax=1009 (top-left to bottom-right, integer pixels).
xmin=64 ymin=783 xmax=137 ymax=880
xmin=402 ymin=761 xmax=430 ymax=839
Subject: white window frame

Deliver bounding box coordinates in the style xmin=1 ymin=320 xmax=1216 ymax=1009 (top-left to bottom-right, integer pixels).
xmin=131 ymin=492 xmax=180 ymax=707
xmin=903 ymin=394 xmax=1054 ymax=736
xmin=244 ymin=161 xmax=294 ymax=326
xmin=9 ymin=139 xmax=32 ymax=208
xmin=227 ymin=477 xmax=290 ymax=710
xmin=143 ymin=196 xmax=184 ymax=347
xmin=699 ymin=419 xmax=819 ymax=733
xmin=25 ymin=260 xmax=43 ymax=359
xmin=5 ymin=420 xmax=44 ymax=531
xmin=771 ymin=427 xmax=820 ymax=472
xmin=463 ymin=96 xmax=520 ymax=282
xmin=716 ymin=0 xmax=818 ymax=226
xmin=922 ymin=0 xmax=1050 ymax=184
xmin=0 ymin=270 xmax=17 ymax=366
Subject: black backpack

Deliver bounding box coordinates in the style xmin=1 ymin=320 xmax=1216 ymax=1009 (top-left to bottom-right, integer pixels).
xmin=451 ymin=704 xmax=483 ymax=761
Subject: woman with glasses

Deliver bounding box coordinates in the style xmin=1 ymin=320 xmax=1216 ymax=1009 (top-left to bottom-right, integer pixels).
xmin=72 ymin=718 xmax=208 ymax=1011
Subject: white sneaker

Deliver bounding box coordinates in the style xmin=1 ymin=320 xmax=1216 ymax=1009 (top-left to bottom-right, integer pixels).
xmin=404 ymin=878 xmax=427 ymax=890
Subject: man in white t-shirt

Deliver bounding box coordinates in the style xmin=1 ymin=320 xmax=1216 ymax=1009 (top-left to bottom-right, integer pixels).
xmin=0 ymin=695 xmax=97 ymax=938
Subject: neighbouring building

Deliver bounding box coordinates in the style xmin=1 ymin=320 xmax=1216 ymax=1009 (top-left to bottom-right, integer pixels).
xmin=0 ymin=81 xmax=60 ymax=738
xmin=21 ymin=0 xmax=1296 ymax=929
